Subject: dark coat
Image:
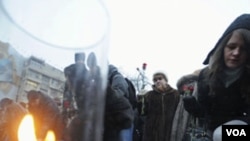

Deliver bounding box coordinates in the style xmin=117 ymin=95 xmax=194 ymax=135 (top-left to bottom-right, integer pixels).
xmin=142 ymin=85 xmax=179 ymax=141
xmin=64 ymin=63 xmax=103 ymax=141
xmin=197 ymin=67 xmax=250 ymax=131
xmin=103 ymin=90 xmax=134 ymax=141
xmin=103 ymin=64 xmax=134 ymax=141
xmin=108 ymin=64 xmax=129 ymax=97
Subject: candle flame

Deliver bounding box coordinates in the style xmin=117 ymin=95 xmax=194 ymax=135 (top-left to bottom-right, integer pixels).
xmin=18 ymin=114 xmax=37 ymax=141
xmin=44 ymin=130 xmax=56 ymax=141
xmin=18 ymin=114 xmax=55 ymax=141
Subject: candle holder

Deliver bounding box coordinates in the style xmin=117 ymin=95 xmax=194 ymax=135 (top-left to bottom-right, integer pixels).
xmin=0 ymin=0 xmax=110 ymax=141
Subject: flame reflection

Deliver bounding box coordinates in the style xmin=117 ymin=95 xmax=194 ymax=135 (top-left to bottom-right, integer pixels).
xmin=44 ymin=130 xmax=56 ymax=141
xmin=18 ymin=114 xmax=55 ymax=141
xmin=18 ymin=114 xmax=37 ymax=141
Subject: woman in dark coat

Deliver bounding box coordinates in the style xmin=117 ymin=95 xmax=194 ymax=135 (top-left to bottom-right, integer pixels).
xmin=142 ymin=72 xmax=179 ymax=141
xmin=184 ymin=14 xmax=250 ymax=140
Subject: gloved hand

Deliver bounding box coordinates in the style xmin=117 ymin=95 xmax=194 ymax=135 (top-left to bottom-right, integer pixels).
xmin=183 ymin=96 xmax=201 ymax=116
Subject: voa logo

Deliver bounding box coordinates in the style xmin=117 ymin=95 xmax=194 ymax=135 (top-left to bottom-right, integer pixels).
xmin=226 ymin=129 xmax=246 ymax=136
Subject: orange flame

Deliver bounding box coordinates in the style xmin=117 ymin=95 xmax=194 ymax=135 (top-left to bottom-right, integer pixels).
xmin=18 ymin=114 xmax=55 ymax=141
xmin=44 ymin=130 xmax=56 ymax=141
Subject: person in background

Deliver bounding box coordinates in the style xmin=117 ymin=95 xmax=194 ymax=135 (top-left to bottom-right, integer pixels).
xmin=75 ymin=52 xmax=86 ymax=64
xmin=63 ymin=52 xmax=95 ymax=141
xmin=0 ymin=98 xmax=28 ymax=141
xmin=183 ymin=13 xmax=250 ymax=141
xmin=170 ymin=72 xmax=199 ymax=141
xmin=87 ymin=52 xmax=101 ymax=83
xmin=142 ymin=72 xmax=180 ymax=141
xmin=27 ymin=90 xmax=66 ymax=141
xmin=64 ymin=57 xmax=134 ymax=141
xmin=103 ymin=64 xmax=134 ymax=141
xmin=62 ymin=52 xmax=88 ymax=123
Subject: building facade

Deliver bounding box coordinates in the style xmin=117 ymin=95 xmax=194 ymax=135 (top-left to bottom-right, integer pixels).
xmin=17 ymin=56 xmax=65 ymax=106
xmin=0 ymin=41 xmax=66 ymax=108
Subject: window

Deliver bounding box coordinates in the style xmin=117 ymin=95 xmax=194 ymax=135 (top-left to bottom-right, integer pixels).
xmin=42 ymin=75 xmax=50 ymax=83
xmin=26 ymin=80 xmax=38 ymax=89
xmin=28 ymin=70 xmax=40 ymax=79
xmin=51 ymin=79 xmax=59 ymax=86
xmin=50 ymin=88 xmax=60 ymax=97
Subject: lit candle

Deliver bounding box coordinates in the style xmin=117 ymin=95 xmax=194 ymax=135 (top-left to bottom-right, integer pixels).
xmin=18 ymin=114 xmax=37 ymax=141
xmin=18 ymin=114 xmax=55 ymax=141
xmin=44 ymin=130 xmax=56 ymax=141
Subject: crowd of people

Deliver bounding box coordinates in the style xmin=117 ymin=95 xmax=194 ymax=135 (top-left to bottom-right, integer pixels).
xmin=0 ymin=13 xmax=250 ymax=141
xmin=129 ymin=13 xmax=250 ymax=141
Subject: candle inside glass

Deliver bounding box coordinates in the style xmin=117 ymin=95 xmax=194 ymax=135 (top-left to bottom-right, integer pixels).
xmin=18 ymin=114 xmax=55 ymax=141
xmin=44 ymin=131 xmax=56 ymax=141
xmin=1 ymin=0 xmax=110 ymax=140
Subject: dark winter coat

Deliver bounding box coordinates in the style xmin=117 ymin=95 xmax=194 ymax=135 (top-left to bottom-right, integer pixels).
xmin=104 ymin=88 xmax=134 ymax=141
xmin=197 ymin=67 xmax=250 ymax=131
xmin=103 ymin=64 xmax=134 ymax=141
xmin=64 ymin=63 xmax=89 ymax=110
xmin=142 ymin=84 xmax=179 ymax=141
xmin=64 ymin=62 xmax=104 ymax=141
xmin=108 ymin=64 xmax=129 ymax=97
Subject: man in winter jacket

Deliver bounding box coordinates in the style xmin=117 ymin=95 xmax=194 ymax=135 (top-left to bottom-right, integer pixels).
xmin=103 ymin=64 xmax=134 ymax=141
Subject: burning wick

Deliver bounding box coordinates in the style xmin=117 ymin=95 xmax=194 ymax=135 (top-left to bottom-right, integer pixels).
xmin=18 ymin=114 xmax=55 ymax=141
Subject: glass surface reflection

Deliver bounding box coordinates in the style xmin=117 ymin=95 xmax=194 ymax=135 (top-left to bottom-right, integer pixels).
xmin=0 ymin=0 xmax=110 ymax=141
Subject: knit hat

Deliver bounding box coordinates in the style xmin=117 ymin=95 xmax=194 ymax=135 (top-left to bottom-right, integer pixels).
xmin=203 ymin=13 xmax=250 ymax=65
xmin=153 ymin=72 xmax=168 ymax=82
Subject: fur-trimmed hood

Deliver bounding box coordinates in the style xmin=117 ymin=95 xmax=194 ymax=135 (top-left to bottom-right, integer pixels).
xmin=176 ymin=74 xmax=198 ymax=93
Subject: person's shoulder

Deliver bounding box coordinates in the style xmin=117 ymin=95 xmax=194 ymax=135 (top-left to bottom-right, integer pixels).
xmin=144 ymin=90 xmax=153 ymax=96
xmin=197 ymin=66 xmax=209 ymax=80
xmin=64 ymin=64 xmax=75 ymax=71
xmin=167 ymin=84 xmax=178 ymax=92
xmin=109 ymin=71 xmax=123 ymax=82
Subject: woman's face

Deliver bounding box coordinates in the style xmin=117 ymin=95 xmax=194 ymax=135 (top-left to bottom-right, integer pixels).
xmin=224 ymin=31 xmax=248 ymax=69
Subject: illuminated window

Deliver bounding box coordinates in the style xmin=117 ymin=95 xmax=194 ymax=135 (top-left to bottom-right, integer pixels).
xmin=26 ymin=80 xmax=38 ymax=89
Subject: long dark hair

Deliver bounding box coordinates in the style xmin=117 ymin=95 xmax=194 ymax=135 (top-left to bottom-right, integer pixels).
xmin=206 ymin=29 xmax=250 ymax=101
